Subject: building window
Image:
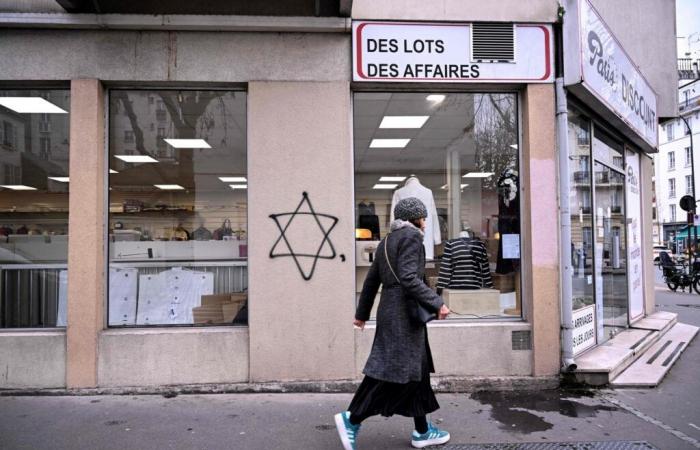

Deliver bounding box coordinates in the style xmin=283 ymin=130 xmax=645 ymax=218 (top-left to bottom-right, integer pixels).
xmin=685 ymin=118 xmax=692 ymax=135
xmin=669 ymin=178 xmax=676 ymax=198
xmin=0 ymin=89 xmax=70 ymax=328
xmin=668 ymin=151 xmax=675 ymax=170
xmin=354 ymin=92 xmax=521 ymax=319
xmin=108 ymin=89 xmax=247 ymax=327
xmin=686 ymin=147 xmax=692 ymax=167
xmin=687 ymin=175 xmax=693 ymax=195
xmin=666 ymin=123 xmax=674 ymax=141
xmin=670 ymin=204 xmax=677 ymax=222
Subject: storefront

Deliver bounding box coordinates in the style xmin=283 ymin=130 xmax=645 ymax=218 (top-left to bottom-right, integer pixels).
xmin=0 ymin=0 xmax=672 ymax=391
xmin=563 ymin=0 xmax=657 ymax=357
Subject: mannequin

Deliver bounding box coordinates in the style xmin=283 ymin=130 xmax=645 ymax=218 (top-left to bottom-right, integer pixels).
xmin=437 ymin=233 xmax=494 ymax=293
xmin=390 ymin=176 xmax=441 ymax=259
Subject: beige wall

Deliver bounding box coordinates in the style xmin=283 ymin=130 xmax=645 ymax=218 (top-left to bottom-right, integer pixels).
xmin=352 ymin=0 xmax=558 ymax=22
xmin=0 ymin=331 xmax=66 ymax=388
xmin=521 ymin=84 xmax=561 ymax=376
xmin=247 ymin=81 xmax=356 ymax=382
xmin=98 ymin=328 xmax=248 ymax=386
xmin=66 ymin=79 xmax=106 ymax=388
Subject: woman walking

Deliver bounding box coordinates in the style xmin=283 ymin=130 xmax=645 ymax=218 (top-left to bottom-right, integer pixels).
xmin=335 ymin=197 xmax=451 ymax=449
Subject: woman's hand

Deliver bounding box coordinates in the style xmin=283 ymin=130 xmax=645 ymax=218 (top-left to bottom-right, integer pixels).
xmin=437 ymin=304 xmax=450 ymax=320
xmin=353 ymin=319 xmax=366 ymax=330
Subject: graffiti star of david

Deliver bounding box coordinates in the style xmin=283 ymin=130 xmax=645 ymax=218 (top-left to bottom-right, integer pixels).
xmin=269 ymin=192 xmax=340 ymax=281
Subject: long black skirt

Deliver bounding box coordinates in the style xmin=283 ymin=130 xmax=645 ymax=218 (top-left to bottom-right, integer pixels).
xmin=347 ymin=374 xmax=440 ymax=418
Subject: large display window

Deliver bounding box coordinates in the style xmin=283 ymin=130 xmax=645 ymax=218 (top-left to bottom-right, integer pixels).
xmin=353 ymin=92 xmax=521 ymax=320
xmin=108 ymin=90 xmax=247 ymax=327
xmin=0 ymin=89 xmax=70 ymax=328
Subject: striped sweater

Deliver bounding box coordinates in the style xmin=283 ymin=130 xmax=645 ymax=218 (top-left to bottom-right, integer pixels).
xmin=437 ymin=238 xmax=494 ymax=290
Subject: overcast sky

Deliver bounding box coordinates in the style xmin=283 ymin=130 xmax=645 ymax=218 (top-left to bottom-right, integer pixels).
xmin=677 ymin=0 xmax=700 ymax=56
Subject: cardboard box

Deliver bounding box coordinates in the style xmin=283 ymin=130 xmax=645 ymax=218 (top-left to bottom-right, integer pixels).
xmin=443 ymin=288 xmax=501 ymax=316
xmin=492 ymin=273 xmax=515 ymax=293
xmin=201 ymin=294 xmax=233 ymax=307
xmin=193 ymin=305 xmax=224 ymax=324
xmin=222 ymin=299 xmax=246 ymax=322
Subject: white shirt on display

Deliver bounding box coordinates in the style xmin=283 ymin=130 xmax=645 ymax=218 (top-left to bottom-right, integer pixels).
xmin=390 ymin=177 xmax=441 ymax=260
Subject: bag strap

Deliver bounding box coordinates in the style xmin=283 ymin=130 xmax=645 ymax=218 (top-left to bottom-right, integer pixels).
xmin=384 ymin=233 xmax=401 ymax=284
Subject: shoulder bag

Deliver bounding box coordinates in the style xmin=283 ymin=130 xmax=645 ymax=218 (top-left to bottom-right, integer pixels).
xmin=384 ymin=233 xmax=436 ymax=324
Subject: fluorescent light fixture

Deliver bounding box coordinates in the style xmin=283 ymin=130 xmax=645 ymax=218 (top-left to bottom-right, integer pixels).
xmin=379 ymin=176 xmax=406 ymax=182
xmin=426 ymin=94 xmax=445 ymax=103
xmin=154 ymin=184 xmax=185 ymax=190
xmin=373 ymin=184 xmax=398 ymax=190
xmin=441 ymin=184 xmax=469 ymax=190
xmin=109 ymin=169 xmax=119 ymax=174
xmin=369 ymin=139 xmax=410 ymax=149
xmin=115 ymin=155 xmax=158 ymax=163
xmin=219 ymin=177 xmax=247 ymax=183
xmin=379 ymin=116 xmax=429 ymax=129
xmin=509 ymin=144 xmax=518 ymax=149
xmin=0 ymin=97 xmax=67 ymax=114
xmin=0 ymin=185 xmax=37 ymax=190
xmin=462 ymin=172 xmax=494 ymax=178
xmin=163 ymin=139 xmax=211 ymax=149
xmin=229 ymin=184 xmax=248 ymax=190
xmin=48 ymin=177 xmax=69 ymax=182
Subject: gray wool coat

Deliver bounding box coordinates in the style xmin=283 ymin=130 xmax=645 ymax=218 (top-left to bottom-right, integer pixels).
xmin=355 ymin=220 xmax=444 ymax=384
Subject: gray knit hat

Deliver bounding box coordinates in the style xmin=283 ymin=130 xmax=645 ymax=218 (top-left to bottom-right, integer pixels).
xmin=394 ymin=197 xmax=428 ymax=221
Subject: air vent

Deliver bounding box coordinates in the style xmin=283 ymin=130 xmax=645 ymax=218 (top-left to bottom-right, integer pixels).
xmin=512 ymin=330 xmax=532 ymax=350
xmin=471 ymin=23 xmax=515 ymax=62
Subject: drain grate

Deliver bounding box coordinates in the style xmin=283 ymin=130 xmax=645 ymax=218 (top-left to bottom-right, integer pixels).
xmin=436 ymin=442 xmax=657 ymax=450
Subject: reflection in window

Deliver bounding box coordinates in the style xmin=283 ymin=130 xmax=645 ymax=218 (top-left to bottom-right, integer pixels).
xmin=0 ymin=89 xmax=71 ymax=328
xmin=108 ymin=90 xmax=248 ymax=327
xmin=354 ymin=93 xmax=521 ymax=320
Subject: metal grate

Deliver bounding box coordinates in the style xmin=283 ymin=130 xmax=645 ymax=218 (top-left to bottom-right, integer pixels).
xmin=438 ymin=441 xmax=657 ymax=449
xmin=471 ymin=23 xmax=515 ymax=62
xmin=511 ymin=330 xmax=531 ymax=350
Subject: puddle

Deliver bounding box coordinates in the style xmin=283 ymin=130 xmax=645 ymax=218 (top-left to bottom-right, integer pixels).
xmin=470 ymin=390 xmax=617 ymax=434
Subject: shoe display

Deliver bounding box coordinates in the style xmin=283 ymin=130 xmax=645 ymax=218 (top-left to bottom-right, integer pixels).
xmin=334 ymin=411 xmax=360 ymax=450
xmin=410 ymin=422 xmax=450 ymax=448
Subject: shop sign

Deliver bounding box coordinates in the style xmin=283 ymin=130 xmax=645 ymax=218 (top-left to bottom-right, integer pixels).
xmin=573 ymin=304 xmax=596 ymax=355
xmin=626 ymin=150 xmax=644 ymax=321
xmin=352 ymin=21 xmax=553 ymax=83
xmin=564 ymin=0 xmax=658 ymax=148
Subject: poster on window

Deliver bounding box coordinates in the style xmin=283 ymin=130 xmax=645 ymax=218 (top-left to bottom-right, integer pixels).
xmin=626 ymin=150 xmax=644 ymax=321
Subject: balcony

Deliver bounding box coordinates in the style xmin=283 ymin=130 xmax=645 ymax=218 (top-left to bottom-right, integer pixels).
xmin=678 ymin=58 xmax=700 ymax=80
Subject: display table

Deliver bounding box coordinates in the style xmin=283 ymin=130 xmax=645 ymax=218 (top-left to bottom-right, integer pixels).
xmin=443 ymin=288 xmax=501 ymax=316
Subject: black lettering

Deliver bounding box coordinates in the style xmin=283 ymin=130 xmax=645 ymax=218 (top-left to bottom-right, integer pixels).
xmin=368 ymin=64 xmax=378 ymax=76
xmin=433 ymin=64 xmax=444 ymax=78
xmin=404 ymin=65 xmax=414 ymax=77
xmin=414 ymin=40 xmax=425 ymax=53
xmin=460 ymin=65 xmax=470 ymax=78
xmin=367 ymin=39 xmax=378 ymax=52
xmin=471 ymin=64 xmax=480 ymax=78
xmin=448 ymin=65 xmax=458 ymax=78
xmin=435 ymin=40 xmax=445 ymax=53
xmin=403 ymin=39 xmax=412 ymax=53
xmin=389 ymin=39 xmax=398 ymax=53
xmin=389 ymin=64 xmax=399 ymax=77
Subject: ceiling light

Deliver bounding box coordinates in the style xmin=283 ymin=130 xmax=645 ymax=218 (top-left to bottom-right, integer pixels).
xmin=115 ymin=155 xmax=158 ymax=163
xmin=373 ymin=184 xmax=398 ymax=190
xmin=426 ymin=95 xmax=445 ymax=103
xmin=163 ymin=139 xmax=211 ymax=148
xmin=462 ymin=172 xmax=494 ymax=178
xmin=219 ymin=177 xmax=247 ymax=183
xmin=441 ymin=184 xmax=469 ymax=190
xmin=109 ymin=169 xmax=119 ymax=174
xmin=0 ymin=185 xmax=37 ymax=190
xmin=379 ymin=176 xmax=407 ymax=182
xmin=509 ymin=144 xmax=518 ymax=149
xmin=379 ymin=116 xmax=429 ymax=129
xmin=0 ymin=97 xmax=67 ymax=114
xmin=369 ymin=139 xmax=410 ymax=149
xmin=154 ymin=184 xmax=185 ymax=190
xmin=48 ymin=177 xmax=69 ymax=182
xmin=229 ymin=184 xmax=248 ymax=189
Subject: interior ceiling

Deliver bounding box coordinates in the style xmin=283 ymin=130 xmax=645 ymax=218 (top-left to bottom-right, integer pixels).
xmin=55 ymin=0 xmax=347 ymax=16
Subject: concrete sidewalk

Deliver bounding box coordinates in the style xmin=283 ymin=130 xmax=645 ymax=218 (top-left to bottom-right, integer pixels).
xmin=0 ymin=389 xmax=697 ymax=450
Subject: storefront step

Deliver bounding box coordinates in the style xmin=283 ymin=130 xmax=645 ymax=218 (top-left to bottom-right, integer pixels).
xmin=610 ymin=322 xmax=699 ymax=388
xmin=573 ymin=312 xmax=679 ymax=386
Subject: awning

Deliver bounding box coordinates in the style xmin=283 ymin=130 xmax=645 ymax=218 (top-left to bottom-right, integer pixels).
xmin=674 ymin=225 xmax=700 ymax=240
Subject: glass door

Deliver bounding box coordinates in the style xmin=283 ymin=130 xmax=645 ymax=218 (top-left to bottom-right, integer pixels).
xmin=592 ymin=132 xmax=628 ymax=343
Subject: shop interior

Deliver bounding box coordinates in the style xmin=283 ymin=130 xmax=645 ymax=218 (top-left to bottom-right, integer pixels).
xmin=353 ymin=92 xmax=522 ymax=319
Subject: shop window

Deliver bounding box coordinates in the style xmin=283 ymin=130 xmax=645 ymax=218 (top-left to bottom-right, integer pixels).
xmin=567 ymin=109 xmax=595 ymax=318
xmin=108 ymin=90 xmax=247 ymax=327
xmin=0 ymin=89 xmax=71 ymax=328
xmin=353 ymin=92 xmax=521 ymax=320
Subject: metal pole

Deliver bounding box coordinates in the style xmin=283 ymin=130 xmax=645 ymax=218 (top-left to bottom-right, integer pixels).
xmin=681 ymin=116 xmax=695 ymax=268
